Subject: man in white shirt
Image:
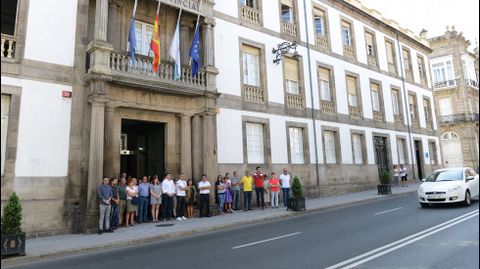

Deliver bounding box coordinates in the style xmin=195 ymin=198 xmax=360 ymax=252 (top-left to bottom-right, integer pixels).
xmin=198 ymin=174 xmax=211 ymax=217
xmin=279 ymin=168 xmax=291 ymax=208
xmin=176 ymin=174 xmax=188 ymax=220
xmin=161 ymin=173 xmax=175 ymax=221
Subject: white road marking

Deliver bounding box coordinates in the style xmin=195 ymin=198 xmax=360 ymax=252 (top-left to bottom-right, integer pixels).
xmin=232 ymin=232 xmax=302 ymax=249
xmin=324 ymin=209 xmax=479 ymax=269
xmin=373 ymin=207 xmax=403 ymax=215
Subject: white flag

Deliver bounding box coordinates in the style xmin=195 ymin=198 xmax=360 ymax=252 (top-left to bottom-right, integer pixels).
xmin=169 ymin=10 xmax=181 ymax=80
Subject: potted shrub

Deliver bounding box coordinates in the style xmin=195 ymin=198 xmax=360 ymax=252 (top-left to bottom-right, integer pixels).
xmin=377 ymin=170 xmax=392 ymax=195
xmin=1 ymin=192 xmax=26 ymax=257
xmin=287 ymin=176 xmax=306 ymax=211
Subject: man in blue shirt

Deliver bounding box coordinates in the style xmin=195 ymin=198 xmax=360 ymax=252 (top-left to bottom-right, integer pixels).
xmin=97 ymin=177 xmax=113 ymax=234
xmin=137 ymin=176 xmax=150 ymax=223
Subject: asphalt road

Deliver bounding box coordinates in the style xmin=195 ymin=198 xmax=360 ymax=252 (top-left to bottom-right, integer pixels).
xmin=9 ymin=193 xmax=479 ymax=269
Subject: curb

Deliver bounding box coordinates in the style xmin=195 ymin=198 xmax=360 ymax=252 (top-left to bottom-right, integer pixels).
xmin=1 ymin=190 xmax=416 ymax=267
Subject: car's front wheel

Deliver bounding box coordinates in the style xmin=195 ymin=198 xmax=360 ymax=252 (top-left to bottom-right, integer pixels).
xmin=420 ymin=202 xmax=429 ymax=208
xmin=463 ymin=190 xmax=471 ymax=206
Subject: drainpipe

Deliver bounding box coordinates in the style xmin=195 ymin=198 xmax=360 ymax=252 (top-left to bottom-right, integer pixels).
xmin=302 ymin=0 xmax=320 ymax=188
xmin=396 ymin=33 xmax=417 ymax=181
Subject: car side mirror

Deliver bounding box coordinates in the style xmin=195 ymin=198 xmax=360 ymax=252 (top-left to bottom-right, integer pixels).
xmin=466 ymin=176 xmax=474 ymax=181
xmin=421 ymin=178 xmax=426 ymax=182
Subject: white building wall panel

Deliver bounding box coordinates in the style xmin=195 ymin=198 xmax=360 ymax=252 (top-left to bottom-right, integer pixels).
xmin=24 ymin=0 xmax=78 ymax=66
xmin=2 ymin=76 xmax=72 ymax=177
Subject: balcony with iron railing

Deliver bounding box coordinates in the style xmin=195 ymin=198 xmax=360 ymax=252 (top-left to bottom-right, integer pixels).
xmin=464 ymin=78 xmax=479 ymax=88
xmin=241 ymin=5 xmax=260 ymax=25
xmin=1 ymin=34 xmax=16 ymax=59
xmin=282 ymin=21 xmax=297 ymax=37
xmin=244 ymin=85 xmax=265 ymax=103
xmin=286 ymin=93 xmax=303 ymax=109
xmin=321 ymin=100 xmax=335 ymax=115
xmin=434 ymin=79 xmax=456 ymax=89
xmin=349 ymin=106 xmax=362 ymax=119
xmin=107 ymin=50 xmax=207 ymax=93
xmin=316 ymin=35 xmax=329 ymax=51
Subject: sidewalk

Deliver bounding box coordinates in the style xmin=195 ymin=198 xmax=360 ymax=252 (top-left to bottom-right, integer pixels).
xmin=2 ymin=183 xmax=420 ymax=266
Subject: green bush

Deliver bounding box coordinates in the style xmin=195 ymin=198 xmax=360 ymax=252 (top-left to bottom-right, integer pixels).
xmin=291 ymin=176 xmax=304 ymax=199
xmin=1 ymin=192 xmax=23 ymax=234
xmin=379 ymin=170 xmax=391 ymax=185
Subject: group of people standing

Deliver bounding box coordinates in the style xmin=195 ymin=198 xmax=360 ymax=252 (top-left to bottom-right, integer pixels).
xmin=96 ymin=167 xmax=293 ymax=234
xmin=392 ymin=164 xmax=408 ymax=187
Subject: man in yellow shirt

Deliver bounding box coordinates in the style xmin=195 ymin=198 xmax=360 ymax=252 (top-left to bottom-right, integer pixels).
xmin=241 ymin=170 xmax=253 ymax=210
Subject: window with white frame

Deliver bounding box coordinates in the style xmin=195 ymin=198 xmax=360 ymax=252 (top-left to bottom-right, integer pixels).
xmin=423 ymin=98 xmax=431 ymax=123
xmin=289 ymin=127 xmax=304 ymax=164
xmin=318 ymin=67 xmax=331 ymax=101
xmin=132 ymin=20 xmax=153 ymax=56
xmin=284 ymin=57 xmax=299 ymax=95
xmin=402 ymin=48 xmax=411 ymax=71
xmin=417 ymin=55 xmax=426 ymax=79
xmin=391 ymin=89 xmax=400 ymax=115
xmin=385 ymin=41 xmax=396 ymax=65
xmin=438 ymin=98 xmax=453 ymax=116
xmin=246 ymin=123 xmax=264 ymax=163
xmin=313 ymin=8 xmax=325 ymax=36
xmin=432 ymin=60 xmax=454 ymax=86
xmin=347 ymin=75 xmax=358 ymax=107
xmin=397 ymin=138 xmax=406 ymax=164
xmin=280 ymin=0 xmax=294 ymax=23
xmin=242 ymin=44 xmax=260 ymax=87
xmin=371 ymin=83 xmax=381 ymax=112
xmin=341 ymin=21 xmax=352 ymax=46
xmin=352 ymin=133 xmax=363 ymax=164
xmin=1 ymin=94 xmax=11 ymax=176
xmin=408 ymin=93 xmax=417 ymax=120
xmin=324 ymin=130 xmax=337 ymax=164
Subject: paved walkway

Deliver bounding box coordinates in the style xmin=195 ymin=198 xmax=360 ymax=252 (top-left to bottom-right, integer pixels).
xmin=2 ymin=183 xmax=420 ymax=266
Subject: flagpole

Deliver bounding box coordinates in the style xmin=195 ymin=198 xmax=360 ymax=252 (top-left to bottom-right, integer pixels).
xmin=132 ymin=0 xmax=138 ymax=17
xmin=189 ymin=0 xmax=203 ymax=66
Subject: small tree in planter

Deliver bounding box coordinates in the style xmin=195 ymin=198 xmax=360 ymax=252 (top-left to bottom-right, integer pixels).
xmin=377 ymin=170 xmax=392 ymax=195
xmin=1 ymin=192 xmax=26 ymax=257
xmin=287 ymin=176 xmax=306 ymax=211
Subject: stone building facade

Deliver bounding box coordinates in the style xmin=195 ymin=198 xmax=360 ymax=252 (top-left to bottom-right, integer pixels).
xmin=428 ymin=27 xmax=480 ymax=170
xmin=2 ymin=0 xmax=442 ymax=237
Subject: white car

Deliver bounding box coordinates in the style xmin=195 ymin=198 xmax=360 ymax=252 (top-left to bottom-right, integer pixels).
xmin=418 ymin=167 xmax=479 ymax=207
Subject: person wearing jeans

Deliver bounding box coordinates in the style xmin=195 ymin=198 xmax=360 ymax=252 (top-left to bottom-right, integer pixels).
xmin=137 ymin=176 xmax=150 ymax=223
xmin=279 ymin=168 xmax=291 ymax=208
xmin=216 ymin=175 xmax=226 ymax=214
xmin=241 ymin=170 xmax=253 ymax=210
xmin=269 ymin=172 xmax=280 ymax=208
xmin=253 ymin=167 xmax=266 ymax=209
xmin=109 ymin=178 xmax=120 ymax=229
xmin=97 ymin=177 xmax=113 ymax=234
xmin=231 ymin=171 xmax=241 ymax=210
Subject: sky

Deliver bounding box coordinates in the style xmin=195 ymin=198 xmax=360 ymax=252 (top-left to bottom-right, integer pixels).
xmin=359 ymin=0 xmax=480 ymax=51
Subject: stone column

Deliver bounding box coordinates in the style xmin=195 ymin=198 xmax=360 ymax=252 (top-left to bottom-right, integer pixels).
xmin=104 ymin=105 xmax=116 ymax=178
xmin=94 ymin=0 xmax=109 ymax=41
xmin=192 ymin=115 xmax=203 ymax=180
xmin=107 ymin=0 xmax=121 ymax=47
xmin=201 ymin=18 xmax=215 ymax=67
xmin=86 ymin=97 xmax=106 ymax=214
xmin=202 ymin=113 xmax=216 ymax=180
xmin=180 ymin=21 xmax=193 ymax=66
xmin=180 ymin=114 xmax=192 ymax=178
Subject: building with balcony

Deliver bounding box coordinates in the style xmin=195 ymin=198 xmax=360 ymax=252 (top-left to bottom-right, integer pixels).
xmin=2 ymin=0 xmax=442 ymax=237
xmin=215 ymin=0 xmax=441 ymax=199
xmin=428 ymin=27 xmax=479 ymax=170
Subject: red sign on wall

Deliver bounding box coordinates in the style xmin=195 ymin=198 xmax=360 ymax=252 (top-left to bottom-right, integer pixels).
xmin=62 ymin=91 xmax=72 ymax=98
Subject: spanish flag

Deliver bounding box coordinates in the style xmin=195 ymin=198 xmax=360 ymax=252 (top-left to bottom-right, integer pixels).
xmin=150 ymin=14 xmax=161 ymax=73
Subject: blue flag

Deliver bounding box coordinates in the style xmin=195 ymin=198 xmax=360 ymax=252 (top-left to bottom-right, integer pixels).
xmin=128 ymin=13 xmax=136 ymax=66
xmin=189 ymin=25 xmax=200 ymax=76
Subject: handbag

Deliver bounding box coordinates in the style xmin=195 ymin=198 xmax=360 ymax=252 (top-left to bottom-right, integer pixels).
xmin=131 ymin=196 xmax=139 ymax=205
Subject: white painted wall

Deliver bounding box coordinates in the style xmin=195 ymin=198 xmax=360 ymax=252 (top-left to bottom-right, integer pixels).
xmin=24 ymin=0 xmax=78 ymax=66
xmin=1 ymin=76 xmax=72 ymax=177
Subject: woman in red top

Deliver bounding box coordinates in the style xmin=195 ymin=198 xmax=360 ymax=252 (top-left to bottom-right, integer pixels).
xmin=269 ymin=172 xmax=280 ymax=208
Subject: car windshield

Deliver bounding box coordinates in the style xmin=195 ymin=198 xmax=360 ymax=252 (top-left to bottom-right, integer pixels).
xmin=426 ymin=170 xmax=463 ymax=182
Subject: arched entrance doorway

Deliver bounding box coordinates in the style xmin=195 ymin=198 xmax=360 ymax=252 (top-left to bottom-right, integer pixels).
xmin=441 ymin=131 xmax=463 ymax=167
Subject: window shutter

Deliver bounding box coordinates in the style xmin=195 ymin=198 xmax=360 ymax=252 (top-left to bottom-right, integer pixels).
xmin=347 ymin=76 xmax=357 ymax=95
xmin=352 ymin=134 xmax=363 ymax=164
xmin=391 ymin=89 xmax=400 ymax=115
xmin=242 ymin=44 xmax=260 ymax=56
xmin=408 ymin=94 xmax=415 ymax=105
xmin=284 ymin=57 xmax=299 ymax=81
xmin=385 ymin=41 xmax=394 ymax=63
xmin=324 ymin=131 xmax=336 ymax=164
xmin=246 ymin=123 xmax=264 ymax=164
xmin=281 ymin=0 xmax=293 ymax=6
xmin=365 ymin=32 xmax=374 ymax=46
xmin=371 ymin=83 xmax=380 ymax=111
